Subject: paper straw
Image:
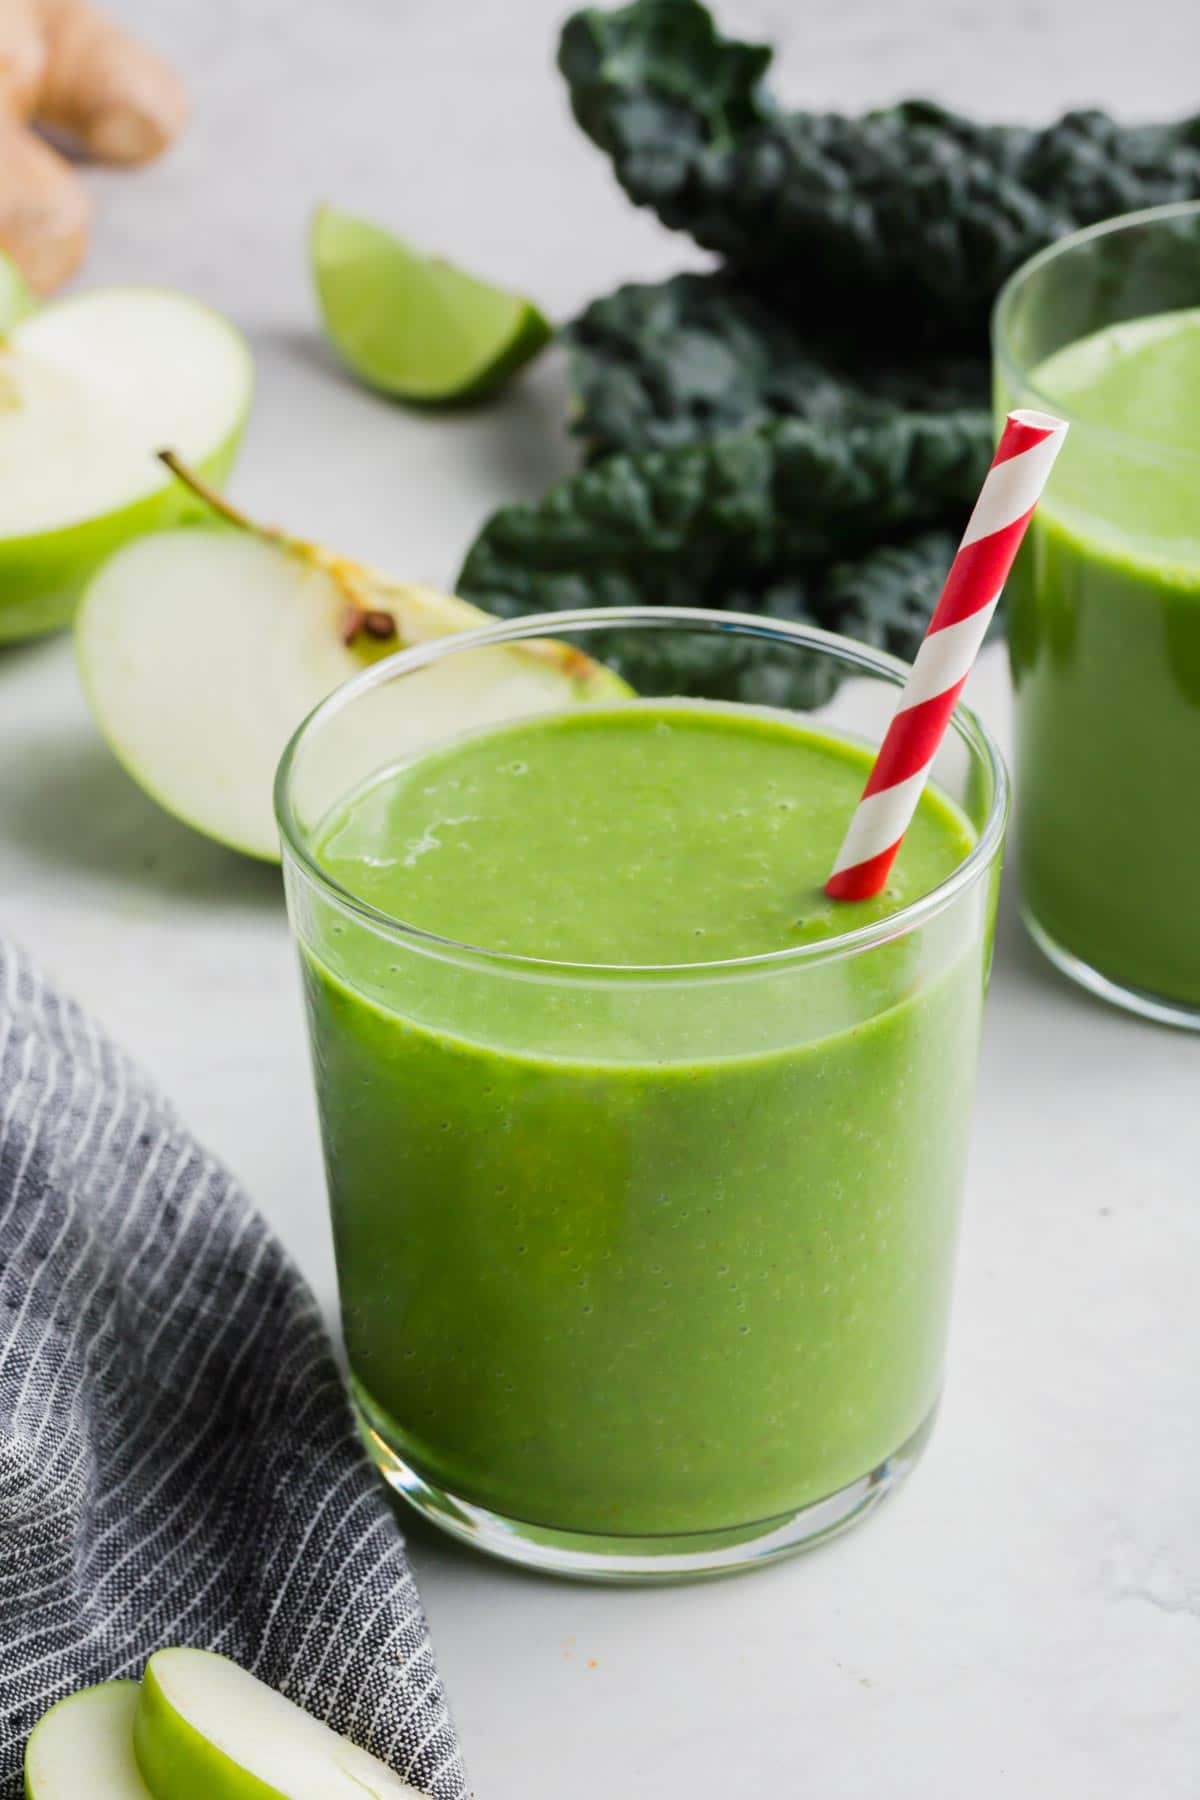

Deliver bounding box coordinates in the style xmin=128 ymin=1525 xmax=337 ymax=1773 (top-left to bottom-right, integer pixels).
xmin=825 ymin=408 xmax=1068 ymax=902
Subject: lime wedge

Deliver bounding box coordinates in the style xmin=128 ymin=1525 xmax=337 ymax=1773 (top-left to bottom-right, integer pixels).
xmin=311 ymin=205 xmax=551 ymax=402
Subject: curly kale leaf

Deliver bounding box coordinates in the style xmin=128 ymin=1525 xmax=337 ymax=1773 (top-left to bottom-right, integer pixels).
xmin=565 ymin=273 xmax=988 ymax=457
xmin=459 ymin=411 xmax=986 ymax=606
xmin=559 ymin=0 xmax=1200 ymax=332
xmin=457 ymin=404 xmax=985 ymax=696
xmin=461 ymin=469 xmax=958 ymax=704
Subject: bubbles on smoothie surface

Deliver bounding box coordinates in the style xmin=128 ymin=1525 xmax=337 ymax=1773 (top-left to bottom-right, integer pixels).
xmin=311 ymin=702 xmax=973 ymax=963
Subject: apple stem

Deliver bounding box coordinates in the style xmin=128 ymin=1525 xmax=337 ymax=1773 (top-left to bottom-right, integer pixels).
xmin=157 ymin=449 xmax=263 ymax=534
xmin=339 ymin=605 xmax=397 ymax=646
xmin=157 ymin=448 xmax=399 ymax=650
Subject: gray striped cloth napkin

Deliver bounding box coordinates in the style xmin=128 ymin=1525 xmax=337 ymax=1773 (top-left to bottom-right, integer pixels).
xmin=0 ymin=936 xmax=467 ymax=1799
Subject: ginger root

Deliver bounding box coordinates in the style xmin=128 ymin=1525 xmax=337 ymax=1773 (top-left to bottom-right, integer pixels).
xmin=0 ymin=0 xmax=187 ymax=292
xmin=0 ymin=107 xmax=89 ymax=290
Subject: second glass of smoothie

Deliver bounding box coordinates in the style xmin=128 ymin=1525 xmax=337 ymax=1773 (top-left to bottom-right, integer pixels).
xmin=277 ymin=611 xmax=1007 ymax=1579
xmin=995 ymin=202 xmax=1200 ymax=1027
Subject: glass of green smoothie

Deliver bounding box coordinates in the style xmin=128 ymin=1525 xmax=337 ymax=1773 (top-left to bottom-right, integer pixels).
xmin=995 ymin=201 xmax=1200 ymax=1027
xmin=276 ymin=609 xmax=1007 ymax=1580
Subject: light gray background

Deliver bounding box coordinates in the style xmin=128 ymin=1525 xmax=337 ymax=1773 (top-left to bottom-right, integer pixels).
xmin=3 ymin=1 xmax=1199 ymax=1793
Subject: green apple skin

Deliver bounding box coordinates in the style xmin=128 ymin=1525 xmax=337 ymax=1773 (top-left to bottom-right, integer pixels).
xmin=0 ymin=428 xmax=246 ymax=645
xmin=24 ymin=1681 xmax=151 ymax=1799
xmin=133 ymin=1663 xmax=279 ymax=1800
xmin=132 ymin=1654 xmax=421 ymax=1800
xmin=0 ymin=252 xmax=37 ymax=331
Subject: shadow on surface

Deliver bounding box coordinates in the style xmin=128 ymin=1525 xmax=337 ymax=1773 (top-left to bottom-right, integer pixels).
xmin=1 ymin=724 xmax=283 ymax=911
xmin=262 ymin=323 xmax=578 ymax=507
xmin=262 ymin=322 xmax=359 ymax=391
xmin=450 ymin=350 xmax=578 ymax=504
xmin=0 ymin=636 xmax=59 ymax=672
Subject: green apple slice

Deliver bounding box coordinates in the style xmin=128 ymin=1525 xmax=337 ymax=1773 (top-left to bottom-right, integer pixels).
xmin=76 ymin=489 xmax=627 ymax=861
xmin=25 ymin=1681 xmax=152 ymax=1798
xmin=133 ymin=1648 xmax=422 ymax=1800
xmin=0 ymin=286 xmax=252 ymax=642
xmin=312 ymin=204 xmax=551 ymax=401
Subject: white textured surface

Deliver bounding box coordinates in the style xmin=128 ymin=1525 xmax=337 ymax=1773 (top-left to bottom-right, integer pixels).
xmin=3 ymin=1 xmax=1199 ymax=1793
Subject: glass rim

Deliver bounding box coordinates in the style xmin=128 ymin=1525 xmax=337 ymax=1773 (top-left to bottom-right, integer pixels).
xmin=992 ymin=198 xmax=1200 ymax=472
xmin=274 ymin=606 xmax=1009 ymax=980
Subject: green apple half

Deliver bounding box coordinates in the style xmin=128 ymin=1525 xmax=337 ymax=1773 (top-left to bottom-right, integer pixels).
xmin=0 ymin=286 xmax=252 ymax=642
xmin=24 ymin=1681 xmax=152 ymax=1799
xmin=76 ymin=487 xmax=626 ymax=861
xmin=133 ymin=1648 xmax=422 ymax=1800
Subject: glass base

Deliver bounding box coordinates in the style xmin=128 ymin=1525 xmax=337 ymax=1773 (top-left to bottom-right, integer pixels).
xmin=1022 ymin=909 xmax=1200 ymax=1033
xmin=356 ymin=1398 xmax=938 ymax=1584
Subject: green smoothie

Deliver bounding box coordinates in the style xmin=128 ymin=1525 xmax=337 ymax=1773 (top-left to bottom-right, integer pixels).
xmin=301 ymin=700 xmax=989 ymax=1539
xmin=1008 ymin=307 xmax=1200 ymax=1004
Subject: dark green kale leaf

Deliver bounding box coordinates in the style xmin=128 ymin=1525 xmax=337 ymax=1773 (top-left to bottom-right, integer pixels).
xmin=459 ymin=411 xmax=986 ymax=609
xmin=460 ymin=441 xmax=959 ymax=703
xmin=565 ymin=273 xmax=988 ymax=457
xmin=559 ymin=0 xmax=1200 ymax=334
xmin=457 ymin=407 xmax=984 ymax=696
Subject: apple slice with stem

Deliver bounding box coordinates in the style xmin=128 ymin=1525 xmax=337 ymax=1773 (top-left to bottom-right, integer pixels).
xmin=75 ymin=457 xmax=628 ymax=861
xmin=0 ymin=285 xmax=252 ymax=643
xmin=133 ymin=1648 xmax=423 ymax=1800
xmin=25 ymin=1681 xmax=153 ymax=1798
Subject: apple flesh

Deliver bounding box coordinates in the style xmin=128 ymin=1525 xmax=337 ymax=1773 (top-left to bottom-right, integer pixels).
xmin=133 ymin=1648 xmax=423 ymax=1800
xmin=24 ymin=1682 xmax=152 ymax=1799
xmin=0 ymin=287 xmax=251 ymax=641
xmin=76 ymin=525 xmax=628 ymax=860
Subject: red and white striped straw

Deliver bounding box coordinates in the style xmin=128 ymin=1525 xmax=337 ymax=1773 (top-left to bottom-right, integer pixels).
xmin=825 ymin=408 xmax=1068 ymax=902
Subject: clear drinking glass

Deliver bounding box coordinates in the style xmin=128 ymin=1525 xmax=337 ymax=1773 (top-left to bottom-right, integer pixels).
xmin=994 ymin=202 xmax=1200 ymax=1027
xmin=276 ymin=609 xmax=1007 ymax=1580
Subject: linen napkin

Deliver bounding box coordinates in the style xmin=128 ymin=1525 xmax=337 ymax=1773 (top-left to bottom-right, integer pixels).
xmin=0 ymin=935 xmax=467 ymax=1799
